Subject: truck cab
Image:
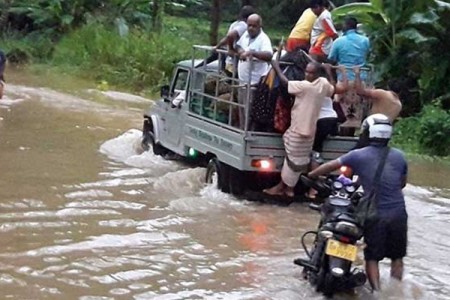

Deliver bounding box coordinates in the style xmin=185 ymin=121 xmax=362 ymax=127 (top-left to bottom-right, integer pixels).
xmin=142 ymin=46 xmax=361 ymax=197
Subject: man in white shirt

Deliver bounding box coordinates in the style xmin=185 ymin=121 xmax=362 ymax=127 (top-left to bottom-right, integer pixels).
xmin=233 ymin=14 xmax=273 ymax=129
xmin=196 ymin=6 xmax=256 ymax=72
xmin=216 ymin=5 xmax=255 ymax=75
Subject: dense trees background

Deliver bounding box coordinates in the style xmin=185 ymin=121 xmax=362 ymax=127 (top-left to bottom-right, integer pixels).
xmin=0 ymin=0 xmax=448 ymax=155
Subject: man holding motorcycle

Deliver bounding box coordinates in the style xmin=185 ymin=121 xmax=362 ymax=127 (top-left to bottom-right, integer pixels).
xmin=308 ymin=113 xmax=408 ymax=291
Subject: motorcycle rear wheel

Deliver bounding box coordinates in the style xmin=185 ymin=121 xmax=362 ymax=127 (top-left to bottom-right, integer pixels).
xmin=316 ymin=266 xmax=335 ymax=298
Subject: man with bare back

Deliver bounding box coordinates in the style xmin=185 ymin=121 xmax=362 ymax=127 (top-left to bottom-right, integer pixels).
xmin=354 ymin=66 xmax=402 ymax=122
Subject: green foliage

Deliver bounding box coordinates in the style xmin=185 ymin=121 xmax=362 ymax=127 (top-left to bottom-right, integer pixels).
xmin=9 ymin=0 xmax=104 ymax=34
xmin=51 ymin=23 xmax=193 ymax=92
xmin=0 ymin=31 xmax=54 ymax=63
xmin=392 ymin=103 xmax=450 ymax=156
xmin=332 ymin=0 xmax=450 ymax=116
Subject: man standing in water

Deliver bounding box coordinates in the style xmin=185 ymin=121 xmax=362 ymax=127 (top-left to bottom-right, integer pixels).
xmin=308 ymin=113 xmax=408 ymax=291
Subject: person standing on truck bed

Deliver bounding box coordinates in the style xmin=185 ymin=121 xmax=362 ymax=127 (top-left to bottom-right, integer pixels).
xmin=354 ymin=66 xmax=402 ymax=123
xmin=328 ymin=16 xmax=370 ymax=128
xmin=309 ymin=0 xmax=338 ymax=62
xmin=353 ymin=66 xmax=402 ymax=149
xmin=196 ymin=5 xmax=256 ymax=74
xmin=263 ymin=62 xmax=348 ymax=198
xmin=232 ymin=14 xmax=273 ymax=129
xmin=285 ymin=7 xmax=317 ymax=53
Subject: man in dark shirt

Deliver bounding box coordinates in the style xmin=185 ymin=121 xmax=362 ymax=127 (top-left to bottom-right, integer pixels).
xmin=308 ymin=113 xmax=408 ymax=291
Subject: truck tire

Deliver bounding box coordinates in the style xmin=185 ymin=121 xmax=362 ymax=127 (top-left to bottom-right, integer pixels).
xmin=142 ymin=118 xmax=168 ymax=156
xmin=205 ymin=158 xmax=230 ymax=193
xmin=228 ymin=167 xmax=245 ymax=196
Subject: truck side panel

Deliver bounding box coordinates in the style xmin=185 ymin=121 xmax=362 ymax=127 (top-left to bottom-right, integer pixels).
xmin=183 ymin=114 xmax=246 ymax=167
xmin=321 ymin=137 xmax=358 ymax=161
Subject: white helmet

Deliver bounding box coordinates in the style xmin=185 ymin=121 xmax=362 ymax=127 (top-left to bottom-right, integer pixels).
xmin=361 ymin=114 xmax=392 ymax=143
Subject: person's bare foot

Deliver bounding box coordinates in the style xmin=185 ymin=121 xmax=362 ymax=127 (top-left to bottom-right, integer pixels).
xmin=263 ymin=182 xmax=285 ymax=196
xmin=305 ymin=188 xmax=318 ymax=200
xmin=285 ymin=186 xmax=295 ymax=198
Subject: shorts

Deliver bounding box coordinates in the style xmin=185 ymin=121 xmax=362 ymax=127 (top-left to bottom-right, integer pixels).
xmin=364 ymin=210 xmax=408 ymax=261
xmin=285 ymin=38 xmax=309 ymax=52
xmin=312 ymin=117 xmax=338 ymax=152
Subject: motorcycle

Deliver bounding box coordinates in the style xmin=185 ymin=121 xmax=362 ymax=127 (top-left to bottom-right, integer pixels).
xmin=295 ymin=172 xmax=366 ymax=298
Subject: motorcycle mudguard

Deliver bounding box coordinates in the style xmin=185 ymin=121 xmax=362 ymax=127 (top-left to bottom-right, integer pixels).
xmin=328 ymin=256 xmax=352 ymax=276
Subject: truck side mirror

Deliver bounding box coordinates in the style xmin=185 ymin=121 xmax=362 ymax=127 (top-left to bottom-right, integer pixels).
xmin=160 ymin=85 xmax=170 ymax=99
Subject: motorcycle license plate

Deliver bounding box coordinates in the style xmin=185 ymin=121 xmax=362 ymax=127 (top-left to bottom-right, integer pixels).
xmin=325 ymin=239 xmax=357 ymax=262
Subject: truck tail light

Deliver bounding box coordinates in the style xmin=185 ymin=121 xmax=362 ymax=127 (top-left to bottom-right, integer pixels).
xmin=251 ymin=159 xmax=273 ymax=171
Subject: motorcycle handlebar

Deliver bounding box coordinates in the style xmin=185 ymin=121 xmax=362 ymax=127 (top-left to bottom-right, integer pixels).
xmin=300 ymin=174 xmax=331 ymax=194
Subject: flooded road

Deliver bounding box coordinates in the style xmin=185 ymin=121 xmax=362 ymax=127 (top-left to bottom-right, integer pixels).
xmin=1 ymin=69 xmax=450 ymax=299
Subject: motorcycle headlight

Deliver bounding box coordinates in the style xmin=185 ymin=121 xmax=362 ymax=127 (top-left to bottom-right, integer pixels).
xmin=333 ymin=181 xmax=343 ymax=190
xmin=345 ymin=185 xmax=356 ymax=193
xmin=335 ymin=221 xmax=361 ymax=238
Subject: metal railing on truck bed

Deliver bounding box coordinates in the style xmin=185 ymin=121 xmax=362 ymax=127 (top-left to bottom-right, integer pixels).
xmin=188 ymin=45 xmax=276 ymax=134
xmin=184 ymin=45 xmax=366 ymax=171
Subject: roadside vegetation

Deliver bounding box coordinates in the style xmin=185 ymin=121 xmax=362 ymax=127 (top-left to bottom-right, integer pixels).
xmin=0 ymin=0 xmax=448 ymax=157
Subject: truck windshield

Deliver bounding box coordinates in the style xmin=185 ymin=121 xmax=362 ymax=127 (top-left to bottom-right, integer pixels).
xmin=173 ymin=69 xmax=189 ymax=93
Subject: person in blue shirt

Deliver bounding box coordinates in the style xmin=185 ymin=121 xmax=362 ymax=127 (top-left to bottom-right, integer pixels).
xmin=328 ymin=16 xmax=370 ymax=80
xmin=308 ymin=113 xmax=408 ymax=292
xmin=328 ymin=17 xmax=370 ymax=130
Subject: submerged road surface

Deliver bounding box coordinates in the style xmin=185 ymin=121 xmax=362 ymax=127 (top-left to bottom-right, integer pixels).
xmin=0 ymin=73 xmax=449 ymax=299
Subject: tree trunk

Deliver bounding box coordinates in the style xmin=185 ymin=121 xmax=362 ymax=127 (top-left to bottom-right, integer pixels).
xmin=152 ymin=0 xmax=164 ymax=34
xmin=209 ymin=0 xmax=222 ymax=45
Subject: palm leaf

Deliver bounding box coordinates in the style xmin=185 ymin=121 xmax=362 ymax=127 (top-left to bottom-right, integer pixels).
xmin=370 ymin=0 xmax=383 ymax=11
xmin=409 ymin=11 xmax=439 ymax=25
xmin=332 ymin=2 xmax=389 ymax=23
xmin=332 ymin=3 xmax=379 ymax=16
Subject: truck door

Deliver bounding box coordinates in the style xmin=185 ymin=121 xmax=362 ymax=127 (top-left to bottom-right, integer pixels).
xmin=163 ymin=67 xmax=190 ymax=148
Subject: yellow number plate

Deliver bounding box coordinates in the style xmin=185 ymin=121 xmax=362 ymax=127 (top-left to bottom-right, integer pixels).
xmin=325 ymin=239 xmax=358 ymax=262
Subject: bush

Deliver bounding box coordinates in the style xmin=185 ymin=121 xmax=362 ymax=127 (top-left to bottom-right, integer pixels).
xmin=51 ymin=23 xmax=195 ymax=92
xmin=416 ymin=104 xmax=450 ymax=156
xmin=0 ymin=31 xmax=54 ymax=64
xmin=393 ymin=103 xmax=450 ymax=156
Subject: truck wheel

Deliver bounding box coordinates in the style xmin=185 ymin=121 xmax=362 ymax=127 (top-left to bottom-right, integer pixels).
xmin=228 ymin=167 xmax=245 ymax=196
xmin=205 ymin=158 xmax=230 ymax=193
xmin=142 ymin=119 xmax=168 ymax=156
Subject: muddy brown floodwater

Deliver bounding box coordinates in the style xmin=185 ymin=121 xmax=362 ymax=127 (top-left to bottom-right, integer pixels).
xmin=0 ymin=68 xmax=449 ymax=300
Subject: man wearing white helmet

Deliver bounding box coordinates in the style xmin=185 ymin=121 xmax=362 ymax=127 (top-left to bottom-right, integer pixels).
xmin=308 ymin=113 xmax=408 ymax=292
